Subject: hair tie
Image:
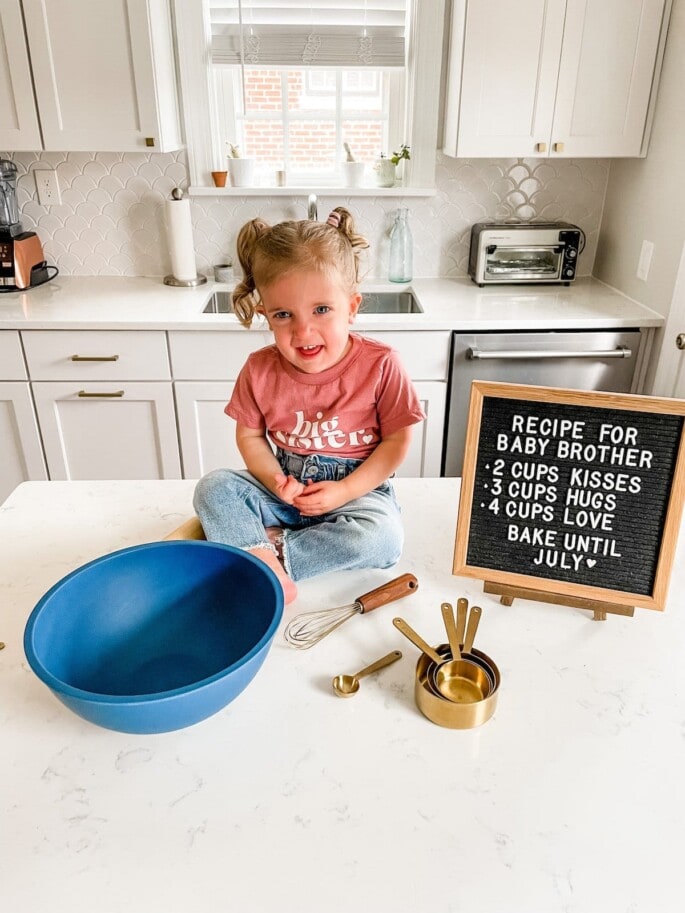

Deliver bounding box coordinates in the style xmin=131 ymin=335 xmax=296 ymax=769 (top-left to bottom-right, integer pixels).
xmin=326 ymin=211 xmax=341 ymax=228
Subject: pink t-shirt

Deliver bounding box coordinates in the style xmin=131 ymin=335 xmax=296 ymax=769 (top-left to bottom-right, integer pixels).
xmin=226 ymin=333 xmax=425 ymax=459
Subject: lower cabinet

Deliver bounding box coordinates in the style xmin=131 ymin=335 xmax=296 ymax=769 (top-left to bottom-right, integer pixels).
xmin=0 ymin=381 xmax=48 ymax=503
xmin=22 ymin=329 xmax=181 ymax=482
xmin=174 ymin=379 xmax=447 ymax=479
xmin=406 ymin=382 xmax=447 ymax=477
xmin=4 ymin=327 xmax=448 ymax=493
xmin=31 ymin=382 xmax=181 ymax=481
xmin=170 ymin=329 xmax=451 ymax=480
xmin=0 ymin=331 xmax=47 ymax=503
xmin=174 ymin=381 xmax=238 ymax=478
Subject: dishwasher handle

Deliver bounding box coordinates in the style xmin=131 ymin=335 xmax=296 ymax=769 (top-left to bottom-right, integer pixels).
xmin=467 ymin=346 xmax=632 ymax=361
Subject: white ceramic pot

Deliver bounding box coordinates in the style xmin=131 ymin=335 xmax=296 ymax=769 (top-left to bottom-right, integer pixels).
xmin=227 ymin=158 xmax=255 ymax=188
xmin=342 ymin=161 xmax=365 ymax=188
xmin=374 ymin=159 xmax=396 ymax=188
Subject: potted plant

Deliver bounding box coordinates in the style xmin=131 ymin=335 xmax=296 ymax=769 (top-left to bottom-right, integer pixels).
xmin=374 ymin=144 xmax=410 ymax=187
xmin=226 ymin=143 xmax=255 ymax=188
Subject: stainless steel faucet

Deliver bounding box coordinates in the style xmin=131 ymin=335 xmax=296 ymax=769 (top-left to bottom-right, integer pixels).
xmin=307 ymin=193 xmax=318 ymax=221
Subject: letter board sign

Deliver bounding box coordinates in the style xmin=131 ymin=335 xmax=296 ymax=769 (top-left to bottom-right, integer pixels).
xmin=453 ymin=382 xmax=685 ymax=611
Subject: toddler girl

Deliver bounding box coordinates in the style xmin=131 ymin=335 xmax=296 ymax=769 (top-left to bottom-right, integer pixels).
xmin=193 ymin=207 xmax=425 ymax=603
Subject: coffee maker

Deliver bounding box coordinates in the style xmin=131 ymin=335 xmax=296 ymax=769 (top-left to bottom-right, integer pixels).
xmin=0 ymin=159 xmax=58 ymax=291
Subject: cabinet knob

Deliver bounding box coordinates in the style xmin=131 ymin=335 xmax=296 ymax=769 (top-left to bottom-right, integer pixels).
xmin=535 ymin=142 xmax=547 ymax=152
xmin=553 ymin=142 xmax=565 ymax=152
xmin=145 ymin=137 xmax=155 ymax=147
xmin=676 ymin=333 xmax=685 ymax=351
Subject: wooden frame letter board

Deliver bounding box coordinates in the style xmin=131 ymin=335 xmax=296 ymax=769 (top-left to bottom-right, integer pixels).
xmin=453 ymin=382 xmax=685 ymax=615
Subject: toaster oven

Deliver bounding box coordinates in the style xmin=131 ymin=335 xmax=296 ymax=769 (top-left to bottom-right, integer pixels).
xmin=469 ymin=222 xmax=584 ymax=286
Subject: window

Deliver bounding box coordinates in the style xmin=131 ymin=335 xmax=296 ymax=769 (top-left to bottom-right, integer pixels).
xmin=173 ymin=0 xmax=445 ymax=191
xmin=213 ymin=65 xmax=400 ymax=183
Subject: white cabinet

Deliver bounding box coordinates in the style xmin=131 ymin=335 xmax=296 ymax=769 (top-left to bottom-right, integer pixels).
xmin=444 ymin=0 xmax=671 ymax=158
xmin=0 ymin=331 xmax=47 ymax=502
xmin=0 ymin=0 xmax=42 ymax=149
xmin=0 ymin=0 xmax=181 ymax=152
xmin=174 ymin=380 xmax=239 ymax=478
xmin=363 ymin=332 xmax=449 ymax=478
xmin=402 ymin=381 xmax=447 ymax=478
xmin=22 ymin=330 xmax=181 ymax=481
xmin=169 ymin=330 xmax=450 ymax=480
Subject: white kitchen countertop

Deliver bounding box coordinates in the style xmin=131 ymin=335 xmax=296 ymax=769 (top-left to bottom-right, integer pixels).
xmin=1 ymin=478 xmax=682 ymax=913
xmin=0 ymin=275 xmax=664 ymax=331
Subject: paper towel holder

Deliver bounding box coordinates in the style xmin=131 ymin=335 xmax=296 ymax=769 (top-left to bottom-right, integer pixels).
xmin=163 ymin=187 xmax=208 ymax=287
xmin=164 ymin=274 xmax=207 ymax=287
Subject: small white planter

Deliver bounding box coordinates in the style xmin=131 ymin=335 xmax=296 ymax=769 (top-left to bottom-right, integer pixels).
xmin=227 ymin=158 xmax=255 ymax=188
xmin=374 ymin=158 xmax=396 ymax=188
xmin=342 ymin=161 xmax=365 ymax=188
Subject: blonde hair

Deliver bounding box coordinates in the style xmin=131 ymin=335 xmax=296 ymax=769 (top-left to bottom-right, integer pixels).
xmin=232 ymin=207 xmax=369 ymax=327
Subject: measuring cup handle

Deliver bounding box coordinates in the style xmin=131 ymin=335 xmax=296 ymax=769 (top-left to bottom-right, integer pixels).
xmin=463 ymin=605 xmax=482 ymax=654
xmin=392 ymin=617 xmax=444 ymax=665
xmin=356 ymin=573 xmax=419 ymax=613
xmin=355 ymin=650 xmax=403 ymax=680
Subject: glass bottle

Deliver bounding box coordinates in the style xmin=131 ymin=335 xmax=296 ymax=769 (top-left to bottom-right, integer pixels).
xmin=388 ymin=207 xmax=413 ymax=282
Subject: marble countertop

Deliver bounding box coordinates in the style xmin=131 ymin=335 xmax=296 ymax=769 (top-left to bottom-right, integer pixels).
xmin=0 ymin=275 xmax=664 ymax=331
xmin=1 ymin=478 xmax=682 ymax=913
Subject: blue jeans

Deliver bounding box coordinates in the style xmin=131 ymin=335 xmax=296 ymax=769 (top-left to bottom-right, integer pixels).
xmin=193 ymin=448 xmax=403 ymax=582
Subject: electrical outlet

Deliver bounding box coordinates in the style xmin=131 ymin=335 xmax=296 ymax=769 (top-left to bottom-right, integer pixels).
xmin=637 ymin=240 xmax=654 ymax=281
xmin=34 ymin=170 xmax=61 ymax=206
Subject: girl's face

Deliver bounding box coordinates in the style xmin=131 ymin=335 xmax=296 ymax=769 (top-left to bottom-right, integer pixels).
xmin=257 ymin=269 xmax=362 ymax=374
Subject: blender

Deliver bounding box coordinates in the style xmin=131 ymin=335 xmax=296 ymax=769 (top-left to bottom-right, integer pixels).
xmin=0 ymin=159 xmax=57 ymax=290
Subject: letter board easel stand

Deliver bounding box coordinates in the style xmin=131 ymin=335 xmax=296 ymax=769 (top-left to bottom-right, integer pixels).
xmin=453 ymin=382 xmax=685 ymax=620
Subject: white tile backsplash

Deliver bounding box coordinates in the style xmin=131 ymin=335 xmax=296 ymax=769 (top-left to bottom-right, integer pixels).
xmin=3 ymin=150 xmax=609 ymax=279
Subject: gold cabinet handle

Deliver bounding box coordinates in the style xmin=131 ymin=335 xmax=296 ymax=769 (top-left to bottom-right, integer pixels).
xmin=71 ymin=354 xmax=120 ymax=362
xmin=553 ymin=142 xmax=565 ymax=152
xmin=77 ymin=390 xmax=125 ymax=398
xmin=535 ymin=142 xmax=547 ymax=152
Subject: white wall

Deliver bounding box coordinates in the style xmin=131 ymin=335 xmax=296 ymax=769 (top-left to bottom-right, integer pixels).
xmin=594 ymin=0 xmax=685 ymax=317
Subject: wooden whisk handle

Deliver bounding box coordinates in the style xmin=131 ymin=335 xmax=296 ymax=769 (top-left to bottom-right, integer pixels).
xmin=356 ymin=573 xmax=419 ymax=614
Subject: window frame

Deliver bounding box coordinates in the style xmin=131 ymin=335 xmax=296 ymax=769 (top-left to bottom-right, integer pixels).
xmin=172 ymin=0 xmax=445 ymax=193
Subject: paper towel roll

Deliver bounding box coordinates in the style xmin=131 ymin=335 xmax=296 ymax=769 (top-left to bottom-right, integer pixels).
xmin=165 ymin=198 xmax=197 ymax=281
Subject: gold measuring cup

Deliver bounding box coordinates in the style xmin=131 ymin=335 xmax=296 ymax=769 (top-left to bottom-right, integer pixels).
xmin=393 ymin=616 xmax=491 ymax=702
xmin=415 ymin=646 xmax=501 ymax=729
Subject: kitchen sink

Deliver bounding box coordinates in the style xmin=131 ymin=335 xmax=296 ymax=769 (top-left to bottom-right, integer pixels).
xmin=359 ymin=291 xmax=423 ymax=314
xmin=201 ymin=290 xmax=423 ymax=315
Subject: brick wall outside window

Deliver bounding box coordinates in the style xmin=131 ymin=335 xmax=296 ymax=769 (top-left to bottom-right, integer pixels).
xmin=241 ymin=70 xmax=383 ymax=166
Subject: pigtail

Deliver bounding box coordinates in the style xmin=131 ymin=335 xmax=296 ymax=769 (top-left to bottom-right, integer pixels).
xmin=328 ymin=207 xmax=369 ymax=252
xmin=327 ymin=206 xmax=369 ymax=283
xmin=232 ymin=218 xmax=270 ymax=327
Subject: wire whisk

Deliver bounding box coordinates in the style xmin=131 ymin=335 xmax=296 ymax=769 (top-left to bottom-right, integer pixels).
xmin=283 ymin=573 xmax=419 ymax=649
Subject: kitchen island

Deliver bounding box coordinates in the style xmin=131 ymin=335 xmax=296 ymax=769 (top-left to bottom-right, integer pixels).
xmin=1 ymin=478 xmax=682 ymax=913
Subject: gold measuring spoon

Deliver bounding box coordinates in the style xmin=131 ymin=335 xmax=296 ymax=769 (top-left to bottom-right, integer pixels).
xmin=332 ymin=649 xmax=402 ymax=697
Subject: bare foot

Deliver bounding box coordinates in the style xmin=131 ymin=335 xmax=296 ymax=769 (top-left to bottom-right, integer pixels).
xmin=248 ymin=546 xmax=297 ymax=604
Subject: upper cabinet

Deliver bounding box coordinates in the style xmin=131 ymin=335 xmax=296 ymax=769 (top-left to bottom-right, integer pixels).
xmin=443 ymin=0 xmax=672 ymax=158
xmin=0 ymin=0 xmax=182 ymax=152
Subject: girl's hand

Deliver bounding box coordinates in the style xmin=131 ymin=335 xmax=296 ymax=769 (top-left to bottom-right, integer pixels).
xmin=292 ymin=480 xmax=349 ymax=516
xmin=274 ymin=473 xmax=306 ymax=504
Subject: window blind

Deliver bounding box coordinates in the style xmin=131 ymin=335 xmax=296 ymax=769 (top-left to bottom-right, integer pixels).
xmin=209 ymin=0 xmax=407 ymax=68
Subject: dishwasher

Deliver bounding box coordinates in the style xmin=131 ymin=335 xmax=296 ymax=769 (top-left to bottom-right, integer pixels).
xmin=442 ymin=328 xmax=644 ymax=476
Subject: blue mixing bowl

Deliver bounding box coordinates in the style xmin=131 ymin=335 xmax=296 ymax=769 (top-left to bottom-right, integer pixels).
xmin=24 ymin=541 xmax=284 ymax=733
